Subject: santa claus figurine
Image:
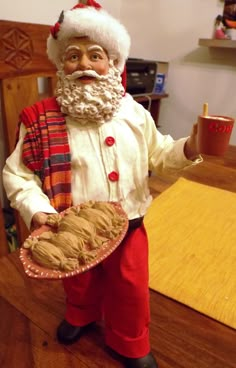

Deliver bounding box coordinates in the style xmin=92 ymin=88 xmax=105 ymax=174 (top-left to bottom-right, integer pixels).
xmin=3 ymin=1 xmax=202 ymax=367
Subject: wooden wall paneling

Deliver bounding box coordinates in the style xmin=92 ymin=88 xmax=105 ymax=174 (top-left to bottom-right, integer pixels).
xmin=1 ymin=76 xmax=39 ymax=153
xmin=0 ymin=20 xmax=57 ymax=247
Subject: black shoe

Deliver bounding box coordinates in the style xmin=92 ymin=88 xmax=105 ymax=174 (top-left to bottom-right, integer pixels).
xmin=57 ymin=319 xmax=94 ymax=345
xmin=122 ymin=352 xmax=158 ymax=368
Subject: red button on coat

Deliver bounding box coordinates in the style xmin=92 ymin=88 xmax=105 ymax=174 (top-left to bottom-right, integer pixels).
xmin=105 ymin=136 xmax=115 ymax=146
xmin=108 ymin=171 xmax=119 ymax=182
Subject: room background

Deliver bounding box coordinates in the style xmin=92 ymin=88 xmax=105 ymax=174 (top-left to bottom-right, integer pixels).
xmin=0 ymin=0 xmax=234 ymax=203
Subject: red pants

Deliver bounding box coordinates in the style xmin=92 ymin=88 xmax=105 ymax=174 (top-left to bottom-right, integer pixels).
xmin=62 ymin=224 xmax=150 ymax=358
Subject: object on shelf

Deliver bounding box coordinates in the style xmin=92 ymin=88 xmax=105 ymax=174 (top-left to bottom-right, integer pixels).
xmin=223 ymin=0 xmax=236 ymax=28
xmin=126 ymin=58 xmax=169 ymax=96
xmin=126 ymin=58 xmax=157 ymax=95
xmin=154 ymin=73 xmax=166 ymax=94
xmin=226 ymin=27 xmax=236 ymax=39
xmin=153 ymin=61 xmax=169 ymax=95
xmin=213 ymin=15 xmax=229 ymax=39
xmin=222 ymin=1 xmax=236 ymax=37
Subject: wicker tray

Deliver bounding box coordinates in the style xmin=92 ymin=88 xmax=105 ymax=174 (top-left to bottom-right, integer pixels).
xmin=20 ymin=202 xmax=128 ymax=280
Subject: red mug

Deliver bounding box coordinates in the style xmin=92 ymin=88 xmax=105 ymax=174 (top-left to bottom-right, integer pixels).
xmin=198 ymin=115 xmax=234 ymax=156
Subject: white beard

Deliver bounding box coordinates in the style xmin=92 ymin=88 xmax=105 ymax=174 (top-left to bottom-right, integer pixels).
xmin=55 ymin=66 xmax=124 ymax=124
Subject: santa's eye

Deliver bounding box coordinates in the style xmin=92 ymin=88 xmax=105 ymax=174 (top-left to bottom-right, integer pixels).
xmin=70 ymin=54 xmax=79 ymax=61
xmin=64 ymin=51 xmax=80 ymax=62
xmin=90 ymin=53 xmax=100 ymax=61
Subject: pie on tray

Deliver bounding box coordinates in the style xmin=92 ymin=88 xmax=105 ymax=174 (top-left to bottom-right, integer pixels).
xmin=20 ymin=201 xmax=128 ymax=280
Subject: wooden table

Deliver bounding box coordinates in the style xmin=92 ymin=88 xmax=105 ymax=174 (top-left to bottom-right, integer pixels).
xmin=0 ymin=146 xmax=236 ymax=368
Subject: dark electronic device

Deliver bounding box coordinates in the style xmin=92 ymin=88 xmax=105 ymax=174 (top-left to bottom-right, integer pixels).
xmin=126 ymin=58 xmax=157 ymax=96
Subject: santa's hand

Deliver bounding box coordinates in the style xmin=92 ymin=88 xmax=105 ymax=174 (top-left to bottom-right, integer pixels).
xmin=184 ymin=122 xmax=199 ymax=160
xmin=31 ymin=212 xmax=48 ymax=231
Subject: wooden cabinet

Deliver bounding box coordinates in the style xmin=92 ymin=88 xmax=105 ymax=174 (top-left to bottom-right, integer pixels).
xmin=0 ymin=199 xmax=9 ymax=257
xmin=134 ymin=93 xmax=169 ymax=128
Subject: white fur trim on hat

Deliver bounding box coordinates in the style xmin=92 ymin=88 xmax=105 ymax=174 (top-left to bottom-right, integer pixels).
xmin=47 ymin=6 xmax=131 ymax=72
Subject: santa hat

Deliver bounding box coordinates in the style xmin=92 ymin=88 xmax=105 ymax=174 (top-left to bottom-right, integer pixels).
xmin=47 ymin=0 xmax=131 ymax=73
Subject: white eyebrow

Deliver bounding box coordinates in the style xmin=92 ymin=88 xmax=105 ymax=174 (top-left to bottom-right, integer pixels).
xmin=87 ymin=45 xmax=104 ymax=52
xmin=65 ymin=45 xmax=81 ymax=53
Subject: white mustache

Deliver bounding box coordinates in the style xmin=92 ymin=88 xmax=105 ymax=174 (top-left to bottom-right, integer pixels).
xmin=67 ymin=70 xmax=104 ymax=81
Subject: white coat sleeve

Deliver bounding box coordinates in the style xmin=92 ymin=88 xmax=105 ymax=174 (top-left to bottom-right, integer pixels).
xmin=2 ymin=124 xmax=57 ymax=229
xmin=143 ymin=109 xmax=202 ymax=173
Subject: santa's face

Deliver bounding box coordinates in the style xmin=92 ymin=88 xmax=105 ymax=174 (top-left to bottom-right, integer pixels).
xmin=63 ymin=37 xmax=110 ymax=83
xmin=56 ymin=37 xmax=124 ymax=124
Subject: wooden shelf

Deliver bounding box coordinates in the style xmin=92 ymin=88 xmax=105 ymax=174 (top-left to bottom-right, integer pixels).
xmin=198 ymin=38 xmax=236 ymax=48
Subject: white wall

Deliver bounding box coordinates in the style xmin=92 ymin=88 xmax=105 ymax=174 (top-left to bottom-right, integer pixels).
xmin=0 ymin=0 xmax=234 ymax=204
xmin=119 ymin=0 xmax=236 ymax=144
xmin=99 ymin=0 xmax=121 ymax=17
xmin=0 ymin=0 xmax=76 ymax=24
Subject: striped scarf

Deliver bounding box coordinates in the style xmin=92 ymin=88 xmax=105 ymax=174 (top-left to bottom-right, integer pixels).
xmin=19 ymin=97 xmax=72 ymax=212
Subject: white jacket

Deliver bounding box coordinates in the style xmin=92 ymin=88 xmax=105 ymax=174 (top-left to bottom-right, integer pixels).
xmin=3 ymin=94 xmax=201 ymax=229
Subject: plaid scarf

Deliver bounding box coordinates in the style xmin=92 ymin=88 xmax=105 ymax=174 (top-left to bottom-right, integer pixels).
xmin=19 ymin=97 xmax=72 ymax=212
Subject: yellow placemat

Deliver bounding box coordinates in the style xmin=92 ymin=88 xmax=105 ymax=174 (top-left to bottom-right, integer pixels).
xmin=145 ymin=177 xmax=236 ymax=329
